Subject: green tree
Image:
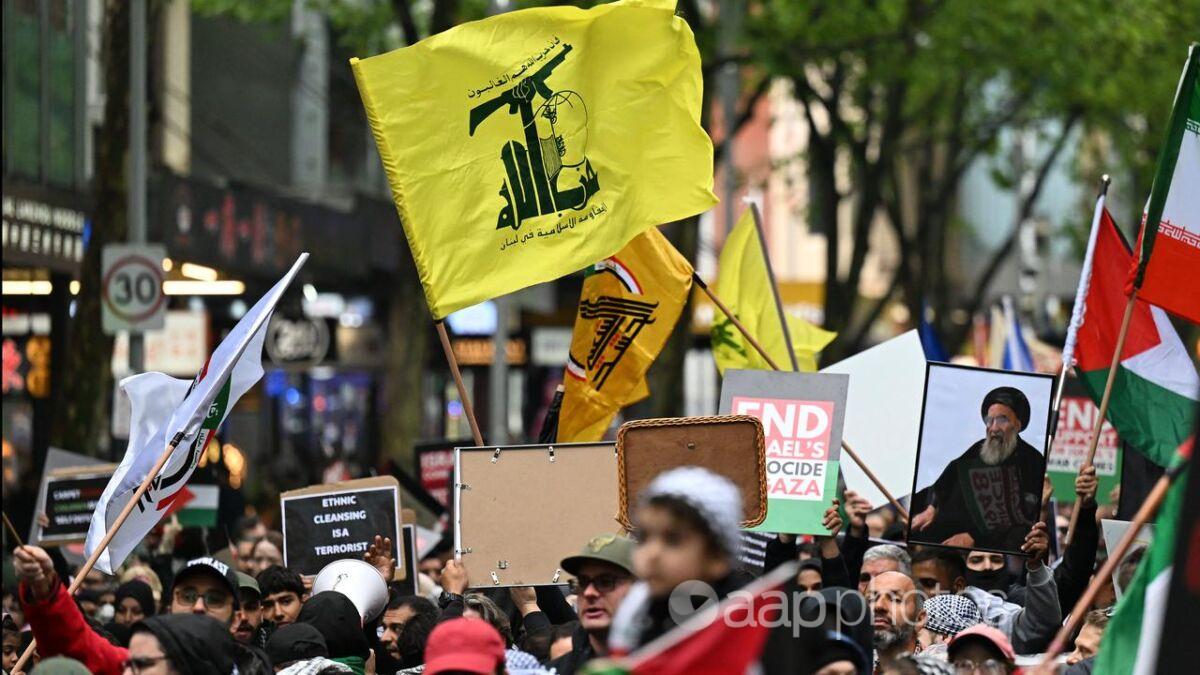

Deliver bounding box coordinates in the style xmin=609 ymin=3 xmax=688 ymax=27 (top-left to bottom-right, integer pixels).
xmin=745 ymin=0 xmax=1198 ymax=357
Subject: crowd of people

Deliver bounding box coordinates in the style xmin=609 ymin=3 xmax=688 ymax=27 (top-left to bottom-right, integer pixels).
xmin=1 ymin=461 xmax=1120 ymax=674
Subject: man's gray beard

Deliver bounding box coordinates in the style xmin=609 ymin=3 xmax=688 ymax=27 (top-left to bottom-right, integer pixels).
xmin=981 ymin=432 xmax=1018 ymax=465
xmin=873 ymin=623 xmax=915 ymax=652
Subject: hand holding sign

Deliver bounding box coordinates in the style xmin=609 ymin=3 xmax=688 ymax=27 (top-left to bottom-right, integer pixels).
xmin=1022 ymin=522 xmax=1050 ymax=568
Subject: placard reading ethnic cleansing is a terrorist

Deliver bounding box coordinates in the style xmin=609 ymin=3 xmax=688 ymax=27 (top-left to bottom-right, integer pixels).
xmin=719 ymin=370 xmax=849 ymax=535
xmin=280 ymin=476 xmax=403 ymax=578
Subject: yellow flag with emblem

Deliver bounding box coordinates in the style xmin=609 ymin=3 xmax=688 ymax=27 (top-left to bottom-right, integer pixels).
xmin=559 ymin=228 xmax=693 ymax=442
xmin=712 ymin=210 xmax=836 ymax=373
xmin=351 ymin=0 xmax=716 ymax=319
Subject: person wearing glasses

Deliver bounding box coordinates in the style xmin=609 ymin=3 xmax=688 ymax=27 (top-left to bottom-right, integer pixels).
xmin=547 ymin=533 xmax=636 ymax=675
xmin=946 ymin=624 xmax=1017 ymax=675
xmin=12 ymin=545 xmax=244 ymax=675
xmin=123 ymin=614 xmax=240 ymax=675
xmin=910 ymin=387 xmax=1046 ymax=553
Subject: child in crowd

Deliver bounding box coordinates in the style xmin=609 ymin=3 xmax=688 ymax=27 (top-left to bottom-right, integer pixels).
xmin=608 ymin=466 xmax=745 ymax=654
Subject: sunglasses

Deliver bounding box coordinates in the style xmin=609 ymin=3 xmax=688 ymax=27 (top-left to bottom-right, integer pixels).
xmin=568 ymin=573 xmax=629 ymax=594
xmin=174 ymin=587 xmax=231 ymax=609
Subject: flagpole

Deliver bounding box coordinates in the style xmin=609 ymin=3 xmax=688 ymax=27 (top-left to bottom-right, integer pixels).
xmin=435 ymin=320 xmax=486 ymax=447
xmin=694 ymin=273 xmax=782 ymax=370
xmin=1038 ymin=461 xmax=1183 ymax=668
xmin=747 ymin=201 xmax=799 ymax=370
xmin=695 ymin=272 xmax=909 ymax=521
xmin=13 ymin=435 xmax=183 ymax=673
xmin=840 ymin=440 xmax=910 ymax=521
xmin=1064 ymin=293 xmax=1137 ymax=546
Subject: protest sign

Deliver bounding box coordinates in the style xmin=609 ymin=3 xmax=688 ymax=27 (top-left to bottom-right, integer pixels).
xmin=456 ymin=442 xmax=617 ymax=587
xmin=719 ymin=370 xmax=849 ymax=535
xmin=820 ymin=330 xmax=926 ymax=507
xmin=1102 ymin=519 xmax=1155 ymax=599
xmin=395 ymin=525 xmax=419 ymax=597
xmin=416 ymin=440 xmax=469 ymax=509
xmin=35 ymin=465 xmax=118 ymax=545
xmin=281 ymin=476 xmax=403 ymax=579
xmin=28 ymin=448 xmax=108 ymax=544
xmin=1047 ymin=375 xmax=1122 ymax=504
xmin=908 ymin=363 xmax=1053 ymax=555
xmin=616 ymin=415 xmax=767 ymax=529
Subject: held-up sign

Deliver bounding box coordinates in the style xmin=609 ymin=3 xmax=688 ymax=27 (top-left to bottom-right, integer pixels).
xmin=1047 ymin=375 xmax=1122 ymax=504
xmin=719 ymin=370 xmax=849 ymax=535
xmin=36 ymin=465 xmax=118 ymax=545
xmin=281 ymin=476 xmax=404 ymax=579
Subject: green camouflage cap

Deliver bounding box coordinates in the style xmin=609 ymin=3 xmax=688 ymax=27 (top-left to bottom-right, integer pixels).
xmin=560 ymin=534 xmax=635 ymax=577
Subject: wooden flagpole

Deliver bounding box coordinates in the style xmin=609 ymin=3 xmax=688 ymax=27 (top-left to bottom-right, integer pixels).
xmin=12 ymin=436 xmax=183 ymax=673
xmin=1064 ymin=292 xmax=1137 ymax=545
xmin=747 ymin=202 xmax=800 ymax=371
xmin=695 ymin=273 xmax=782 ymax=371
xmin=1038 ymin=462 xmax=1182 ymax=668
xmin=435 ymin=320 xmax=486 ymax=447
xmin=695 ymin=272 xmax=909 ymax=521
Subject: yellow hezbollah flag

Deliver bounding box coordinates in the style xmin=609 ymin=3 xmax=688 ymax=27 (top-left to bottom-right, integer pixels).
xmin=351 ymin=0 xmax=716 ymax=319
xmin=559 ymin=228 xmax=693 ymax=442
xmin=712 ymin=210 xmax=835 ymax=373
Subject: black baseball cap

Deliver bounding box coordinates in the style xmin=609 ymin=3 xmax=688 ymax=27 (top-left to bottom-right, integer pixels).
xmin=171 ymin=557 xmax=241 ymax=610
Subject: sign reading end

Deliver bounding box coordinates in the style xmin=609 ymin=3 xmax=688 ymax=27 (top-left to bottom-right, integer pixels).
xmin=102 ymin=244 xmax=167 ymax=335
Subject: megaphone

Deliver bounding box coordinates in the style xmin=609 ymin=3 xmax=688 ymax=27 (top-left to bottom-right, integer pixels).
xmin=312 ymin=558 xmax=389 ymax=623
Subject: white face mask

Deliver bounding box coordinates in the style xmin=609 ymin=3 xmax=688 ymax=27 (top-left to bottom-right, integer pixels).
xmin=96 ymin=603 xmax=115 ymax=623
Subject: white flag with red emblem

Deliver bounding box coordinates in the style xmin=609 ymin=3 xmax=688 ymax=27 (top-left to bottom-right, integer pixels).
xmin=85 ymin=254 xmax=307 ymax=573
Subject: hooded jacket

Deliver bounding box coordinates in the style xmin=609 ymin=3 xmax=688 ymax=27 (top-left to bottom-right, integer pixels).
xmin=134 ymin=614 xmax=238 ymax=675
xmin=297 ymin=592 xmax=370 ymax=664
xmin=962 ymin=563 xmax=1061 ymax=654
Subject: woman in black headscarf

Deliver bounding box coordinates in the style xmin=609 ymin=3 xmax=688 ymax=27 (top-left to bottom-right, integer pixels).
xmin=103 ymin=579 xmax=157 ymax=647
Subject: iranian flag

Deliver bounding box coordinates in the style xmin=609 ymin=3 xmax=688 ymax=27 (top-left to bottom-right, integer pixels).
xmin=85 ymin=254 xmax=307 ymax=573
xmin=1131 ymin=43 xmax=1200 ymax=324
xmin=1094 ymin=439 xmax=1193 ymax=675
xmin=1062 ymin=194 xmax=1197 ymax=466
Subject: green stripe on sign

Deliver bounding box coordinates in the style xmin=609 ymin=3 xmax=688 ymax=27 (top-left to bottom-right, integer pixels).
xmin=1080 ymin=366 xmax=1195 ymax=467
xmin=175 ymin=508 xmax=218 ymax=528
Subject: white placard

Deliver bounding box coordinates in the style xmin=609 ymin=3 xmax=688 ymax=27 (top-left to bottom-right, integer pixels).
xmin=820 ymin=331 xmax=926 ymax=508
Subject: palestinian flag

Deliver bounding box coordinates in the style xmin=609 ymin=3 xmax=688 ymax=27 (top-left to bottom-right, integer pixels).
xmin=1062 ymin=194 xmax=1198 ymax=466
xmin=586 ymin=562 xmax=802 ymax=675
xmin=1131 ymin=44 xmax=1200 ymax=325
xmin=1094 ymin=438 xmax=1193 ymax=675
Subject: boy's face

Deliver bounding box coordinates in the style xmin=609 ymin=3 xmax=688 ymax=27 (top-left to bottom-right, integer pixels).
xmin=634 ymin=503 xmax=729 ymax=598
xmin=3 ymin=631 xmax=20 ymax=671
xmin=262 ymin=590 xmax=303 ymax=627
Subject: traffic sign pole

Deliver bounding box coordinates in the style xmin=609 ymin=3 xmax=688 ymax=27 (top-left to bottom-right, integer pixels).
xmin=129 ymin=0 xmax=147 ymax=372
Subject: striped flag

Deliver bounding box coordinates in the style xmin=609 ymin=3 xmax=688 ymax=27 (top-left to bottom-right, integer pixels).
xmin=86 ymin=255 xmax=307 ymax=573
xmin=1094 ymin=438 xmax=1193 ymax=675
xmin=1130 ymin=44 xmax=1200 ymax=324
xmin=1062 ymin=195 xmax=1198 ymax=466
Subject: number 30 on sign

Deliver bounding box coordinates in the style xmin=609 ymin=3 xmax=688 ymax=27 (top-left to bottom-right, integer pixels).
xmin=102 ymin=244 xmax=167 ymax=335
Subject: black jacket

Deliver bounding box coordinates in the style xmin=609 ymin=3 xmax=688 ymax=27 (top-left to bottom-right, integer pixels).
xmin=545 ymin=622 xmax=596 ymax=675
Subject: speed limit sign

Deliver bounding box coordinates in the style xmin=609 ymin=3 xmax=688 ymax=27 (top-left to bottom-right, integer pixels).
xmin=102 ymin=244 xmax=167 ymax=334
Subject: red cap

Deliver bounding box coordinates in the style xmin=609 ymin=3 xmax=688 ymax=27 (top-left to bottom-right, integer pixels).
xmin=948 ymin=624 xmax=1017 ymax=662
xmin=423 ymin=618 xmax=506 ymax=675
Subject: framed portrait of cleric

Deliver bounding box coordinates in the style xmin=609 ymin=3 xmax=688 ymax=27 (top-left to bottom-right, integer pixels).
xmin=906 ymin=362 xmax=1054 ymax=556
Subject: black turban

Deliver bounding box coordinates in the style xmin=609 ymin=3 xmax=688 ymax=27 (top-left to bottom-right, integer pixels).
xmin=981 ymin=386 xmax=1030 ymax=430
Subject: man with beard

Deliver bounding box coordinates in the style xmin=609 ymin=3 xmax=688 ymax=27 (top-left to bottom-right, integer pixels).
xmin=867 ymin=571 xmax=925 ymax=671
xmin=232 ymin=572 xmax=265 ymax=647
xmin=378 ymin=595 xmax=438 ymax=671
xmin=912 ymin=386 xmax=1046 ymax=551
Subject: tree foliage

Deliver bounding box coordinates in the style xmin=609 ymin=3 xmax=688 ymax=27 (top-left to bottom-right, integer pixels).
xmin=745 ymin=0 xmax=1198 ymax=356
